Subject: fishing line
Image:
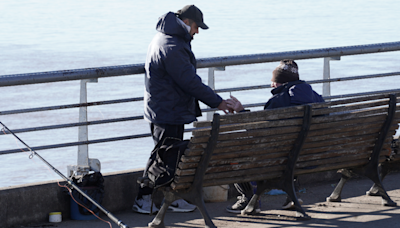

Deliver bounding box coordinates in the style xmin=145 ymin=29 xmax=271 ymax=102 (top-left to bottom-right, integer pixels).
xmin=1 ymin=126 xmax=64 ymax=182
xmin=1 ymin=126 xmax=111 ymax=227
xmin=0 ymin=122 xmax=130 ymax=228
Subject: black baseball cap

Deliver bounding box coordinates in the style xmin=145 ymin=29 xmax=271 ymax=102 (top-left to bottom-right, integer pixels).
xmin=176 ymin=5 xmax=209 ymax=29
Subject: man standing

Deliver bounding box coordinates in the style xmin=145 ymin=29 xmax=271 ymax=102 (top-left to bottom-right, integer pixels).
xmin=133 ymin=5 xmax=230 ymax=214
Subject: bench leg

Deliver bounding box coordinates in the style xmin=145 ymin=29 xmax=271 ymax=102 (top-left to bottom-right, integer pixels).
xmin=364 ymin=165 xmax=397 ymax=207
xmin=192 ymin=195 xmax=217 ymax=228
xmin=282 ymin=179 xmax=310 ymax=219
xmin=148 ymin=191 xmax=177 ymax=228
xmin=366 ymin=163 xmax=390 ymax=196
xmin=326 ymin=171 xmax=351 ymax=202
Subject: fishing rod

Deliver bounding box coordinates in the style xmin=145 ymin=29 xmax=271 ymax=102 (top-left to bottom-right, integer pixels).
xmin=0 ymin=121 xmax=129 ymax=228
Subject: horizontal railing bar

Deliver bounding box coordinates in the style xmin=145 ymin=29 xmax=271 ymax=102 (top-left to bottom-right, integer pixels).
xmin=0 ymin=133 xmax=152 ymax=155
xmin=1 ymin=42 xmax=399 ymax=87
xmin=0 ymin=116 xmax=144 ymax=134
xmin=2 ymin=71 xmax=399 ymax=116
xmin=197 ymin=42 xmax=400 ymax=68
xmin=0 ymin=63 xmax=145 ymax=87
xmin=215 ymin=71 xmax=400 ymax=93
xmin=306 ymin=71 xmax=400 ymax=86
xmin=0 ymin=97 xmax=143 ymax=116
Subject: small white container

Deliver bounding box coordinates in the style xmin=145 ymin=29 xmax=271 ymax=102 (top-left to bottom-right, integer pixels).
xmin=49 ymin=212 xmax=62 ymax=223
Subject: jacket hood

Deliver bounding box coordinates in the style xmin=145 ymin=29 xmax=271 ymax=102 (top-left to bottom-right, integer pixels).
xmin=271 ymin=80 xmax=305 ymax=95
xmin=156 ymin=12 xmax=192 ymax=42
xmin=272 ymin=80 xmax=324 ymax=105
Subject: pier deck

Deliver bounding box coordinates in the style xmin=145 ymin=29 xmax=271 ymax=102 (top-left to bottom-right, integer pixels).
xmin=21 ymin=171 xmax=400 ymax=228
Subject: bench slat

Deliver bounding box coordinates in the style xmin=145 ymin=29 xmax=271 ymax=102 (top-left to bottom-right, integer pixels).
xmin=295 ymin=157 xmax=387 ymax=175
xmin=313 ymin=100 xmax=390 ymax=116
xmin=202 ymin=171 xmax=283 ymax=187
xmin=311 ymin=93 xmax=393 ymax=108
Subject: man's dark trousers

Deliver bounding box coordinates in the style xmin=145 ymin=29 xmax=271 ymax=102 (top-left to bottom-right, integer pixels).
xmin=137 ymin=123 xmax=184 ymax=197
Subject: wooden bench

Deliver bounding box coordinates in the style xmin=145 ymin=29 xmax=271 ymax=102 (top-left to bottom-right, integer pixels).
xmin=147 ymin=93 xmax=400 ymax=228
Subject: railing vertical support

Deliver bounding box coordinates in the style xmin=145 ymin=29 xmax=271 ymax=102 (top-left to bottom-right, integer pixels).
xmin=207 ymin=67 xmax=225 ymax=120
xmin=323 ymin=56 xmax=341 ymax=99
xmin=68 ymin=78 xmax=100 ymax=177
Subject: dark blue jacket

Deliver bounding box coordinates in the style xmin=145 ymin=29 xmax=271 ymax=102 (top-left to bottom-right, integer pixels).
xmin=144 ymin=12 xmax=222 ymax=125
xmin=264 ymin=80 xmax=324 ymax=110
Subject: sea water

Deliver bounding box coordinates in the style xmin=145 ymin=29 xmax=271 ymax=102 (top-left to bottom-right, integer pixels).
xmin=1 ymin=0 xmax=399 ymax=187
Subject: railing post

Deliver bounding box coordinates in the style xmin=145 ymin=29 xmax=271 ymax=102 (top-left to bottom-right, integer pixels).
xmin=67 ymin=78 xmax=100 ymax=177
xmin=323 ymin=56 xmax=341 ymax=99
xmin=207 ymin=67 xmax=225 ymax=120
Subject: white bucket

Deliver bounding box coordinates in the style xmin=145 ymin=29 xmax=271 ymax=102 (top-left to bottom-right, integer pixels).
xmin=49 ymin=212 xmax=62 ymax=223
xmin=202 ymin=185 xmax=229 ymax=202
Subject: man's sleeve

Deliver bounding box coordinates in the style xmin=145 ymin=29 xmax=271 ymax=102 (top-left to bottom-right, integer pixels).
xmin=164 ymin=48 xmax=222 ymax=108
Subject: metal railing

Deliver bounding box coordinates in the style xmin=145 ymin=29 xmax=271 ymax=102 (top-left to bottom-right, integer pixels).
xmin=1 ymin=41 xmax=400 ymax=175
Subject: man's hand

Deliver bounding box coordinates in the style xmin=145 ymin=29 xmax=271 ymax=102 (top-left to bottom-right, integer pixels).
xmin=226 ymin=95 xmax=244 ymax=113
xmin=217 ymin=100 xmax=233 ymax=114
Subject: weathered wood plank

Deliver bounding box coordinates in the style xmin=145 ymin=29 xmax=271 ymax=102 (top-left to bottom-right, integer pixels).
xmin=216 ymin=130 xmax=299 ymax=147
xmin=311 ymin=108 xmax=390 ymax=124
xmin=180 ymin=149 xmax=290 ymax=166
xmin=175 ymin=167 xmax=196 ymax=176
xmin=177 ymin=162 xmax=198 ymax=170
xmin=300 ymin=140 xmax=376 ymax=155
xmin=175 ymin=167 xmax=286 ymax=185
xmin=217 ymin=119 xmax=302 ymax=133
xmin=180 ymin=155 xmax=202 ymax=163
xmin=220 ymin=107 xmax=304 ymax=124
xmin=193 ymin=107 xmax=303 ymax=128
xmin=192 ymin=129 xmax=212 ymax=137
xmin=305 ymin=127 xmax=380 ymax=143
xmin=216 ymin=126 xmax=301 ymax=141
xmin=309 ymin=115 xmax=385 ymax=131
xmin=296 ymin=152 xmax=371 ymax=169
xmin=202 ymin=171 xmax=283 ymax=187
xmin=297 ymin=146 xmax=374 ymax=162
xmin=208 ymin=152 xmax=289 ymax=167
xmin=190 ymin=135 xmax=211 ymax=143
xmin=213 ymin=136 xmax=296 ymax=154
xmin=185 ymin=142 xmax=208 ymax=151
xmin=313 ymin=100 xmax=390 ymax=116
xmin=210 ymin=145 xmax=292 ymax=160
xmin=193 ymin=120 xmax=212 ymax=128
xmin=308 ymin=122 xmax=382 ymax=137
xmin=205 ymin=157 xmax=287 ymax=173
xmin=171 ymin=182 xmax=191 ymax=190
xmin=294 ymin=157 xmax=387 ymax=175
xmin=204 ymin=165 xmax=286 ymax=180
xmin=302 ymin=129 xmax=394 ymax=150
xmin=311 ymin=94 xmax=391 ymax=108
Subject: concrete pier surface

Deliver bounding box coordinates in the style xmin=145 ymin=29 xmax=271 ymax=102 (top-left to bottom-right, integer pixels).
xmin=20 ymin=171 xmax=400 ymax=228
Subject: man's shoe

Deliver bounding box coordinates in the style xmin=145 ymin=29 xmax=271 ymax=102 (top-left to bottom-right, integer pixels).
xmin=226 ymin=196 xmax=249 ymax=214
xmin=168 ymin=199 xmax=196 ymax=212
xmin=282 ymin=198 xmax=303 ymax=210
xmin=132 ymin=195 xmax=159 ymax=214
